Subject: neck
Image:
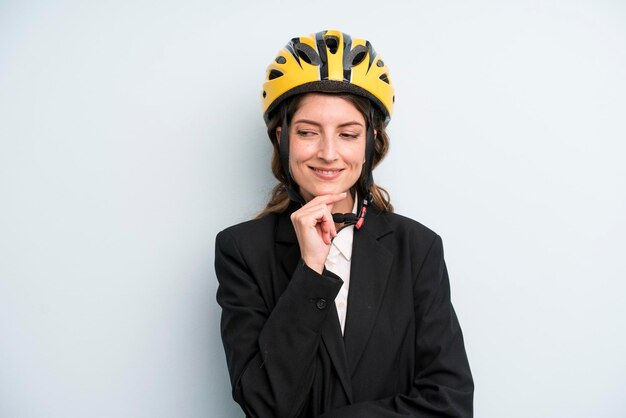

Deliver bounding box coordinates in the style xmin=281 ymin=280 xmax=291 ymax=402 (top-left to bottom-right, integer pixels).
xmin=331 ymin=192 xmax=354 ymax=214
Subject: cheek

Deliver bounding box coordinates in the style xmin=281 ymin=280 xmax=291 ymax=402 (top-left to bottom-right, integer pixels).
xmin=347 ymin=145 xmax=366 ymax=167
xmin=289 ymin=140 xmax=314 ymax=163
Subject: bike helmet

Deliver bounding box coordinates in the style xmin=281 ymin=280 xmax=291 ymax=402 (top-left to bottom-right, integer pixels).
xmin=262 ymin=29 xmax=394 ymax=125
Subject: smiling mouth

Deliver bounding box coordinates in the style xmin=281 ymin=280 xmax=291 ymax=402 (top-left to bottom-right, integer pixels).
xmin=311 ymin=167 xmax=343 ymax=175
xmin=309 ymin=166 xmax=344 ymax=180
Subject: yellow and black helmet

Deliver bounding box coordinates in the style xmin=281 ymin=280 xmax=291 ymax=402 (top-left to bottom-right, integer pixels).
xmin=262 ymin=29 xmax=394 ymax=125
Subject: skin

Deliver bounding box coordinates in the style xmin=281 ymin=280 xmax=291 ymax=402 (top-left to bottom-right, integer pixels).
xmin=276 ymin=93 xmax=367 ymax=274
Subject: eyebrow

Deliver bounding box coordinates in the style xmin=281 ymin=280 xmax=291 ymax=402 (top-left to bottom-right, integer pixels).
xmin=292 ymin=118 xmax=364 ymax=128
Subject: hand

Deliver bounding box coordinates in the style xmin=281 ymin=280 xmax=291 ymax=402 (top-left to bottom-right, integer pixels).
xmin=290 ymin=193 xmax=347 ymax=274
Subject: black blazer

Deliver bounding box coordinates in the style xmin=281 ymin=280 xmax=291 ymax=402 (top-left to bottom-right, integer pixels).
xmin=215 ymin=204 xmax=473 ymax=418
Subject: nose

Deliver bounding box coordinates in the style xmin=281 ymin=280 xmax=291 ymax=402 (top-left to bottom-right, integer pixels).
xmin=317 ymin=135 xmax=337 ymax=162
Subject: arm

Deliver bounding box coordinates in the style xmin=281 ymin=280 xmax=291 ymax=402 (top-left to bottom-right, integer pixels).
xmin=215 ymin=229 xmax=343 ymax=418
xmin=319 ymin=235 xmax=474 ymax=418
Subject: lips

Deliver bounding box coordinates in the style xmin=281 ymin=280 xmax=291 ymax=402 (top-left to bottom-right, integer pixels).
xmin=310 ymin=166 xmax=343 ymax=180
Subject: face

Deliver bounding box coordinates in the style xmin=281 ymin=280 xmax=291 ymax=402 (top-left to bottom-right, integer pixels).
xmin=281 ymin=93 xmax=367 ymax=212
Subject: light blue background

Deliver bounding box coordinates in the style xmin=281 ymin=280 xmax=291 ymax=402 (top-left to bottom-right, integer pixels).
xmin=1 ymin=1 xmax=625 ymax=417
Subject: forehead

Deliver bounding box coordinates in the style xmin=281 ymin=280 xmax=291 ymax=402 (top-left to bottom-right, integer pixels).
xmin=292 ymin=93 xmax=365 ymax=125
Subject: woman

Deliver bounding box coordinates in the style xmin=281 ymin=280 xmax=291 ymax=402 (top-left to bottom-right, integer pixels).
xmin=215 ymin=29 xmax=474 ymax=418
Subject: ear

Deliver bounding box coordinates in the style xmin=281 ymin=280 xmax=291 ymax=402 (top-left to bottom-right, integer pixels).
xmin=275 ymin=127 xmax=281 ymax=144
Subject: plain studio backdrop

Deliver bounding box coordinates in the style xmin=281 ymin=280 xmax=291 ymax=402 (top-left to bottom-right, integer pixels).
xmin=1 ymin=1 xmax=625 ymax=417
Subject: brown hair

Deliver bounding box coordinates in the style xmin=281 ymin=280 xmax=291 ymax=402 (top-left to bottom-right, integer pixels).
xmin=257 ymin=92 xmax=393 ymax=218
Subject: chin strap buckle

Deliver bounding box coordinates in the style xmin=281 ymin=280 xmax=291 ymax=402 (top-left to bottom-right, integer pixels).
xmin=332 ymin=194 xmax=370 ymax=229
xmin=355 ymin=195 xmax=369 ymax=230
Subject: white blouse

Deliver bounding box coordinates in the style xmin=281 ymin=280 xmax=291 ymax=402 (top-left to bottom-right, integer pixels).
xmin=324 ymin=199 xmax=357 ymax=335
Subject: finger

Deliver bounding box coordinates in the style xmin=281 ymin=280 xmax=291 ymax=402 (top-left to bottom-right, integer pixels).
xmin=292 ymin=205 xmax=324 ymax=228
xmin=296 ymin=203 xmax=333 ymax=227
xmin=322 ymin=209 xmax=336 ymax=243
xmin=320 ymin=214 xmax=330 ymax=236
xmin=321 ymin=219 xmax=331 ymax=245
xmin=292 ymin=203 xmax=336 ymax=244
xmin=326 ymin=209 xmax=338 ymax=235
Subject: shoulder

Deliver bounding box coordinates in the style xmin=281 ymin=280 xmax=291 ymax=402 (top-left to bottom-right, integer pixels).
xmin=216 ymin=213 xmax=280 ymax=249
xmin=374 ymin=210 xmax=440 ymax=243
xmin=368 ymin=210 xmax=443 ymax=265
xmin=380 ymin=211 xmax=437 ymax=234
xmin=369 ymin=212 xmax=448 ymax=284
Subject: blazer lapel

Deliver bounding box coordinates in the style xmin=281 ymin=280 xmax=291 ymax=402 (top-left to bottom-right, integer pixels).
xmin=321 ymin=304 xmax=353 ymax=403
xmin=343 ymin=211 xmax=394 ymax=376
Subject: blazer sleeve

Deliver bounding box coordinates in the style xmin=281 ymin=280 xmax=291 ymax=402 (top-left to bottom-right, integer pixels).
xmin=319 ymin=235 xmax=474 ymax=418
xmin=215 ymin=228 xmax=344 ymax=418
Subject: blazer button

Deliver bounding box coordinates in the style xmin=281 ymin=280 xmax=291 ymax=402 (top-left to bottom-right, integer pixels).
xmin=315 ymin=298 xmax=327 ymax=310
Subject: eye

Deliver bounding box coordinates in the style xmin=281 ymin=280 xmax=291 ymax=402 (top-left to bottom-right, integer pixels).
xmin=340 ymin=132 xmax=360 ymax=139
xmin=296 ymin=129 xmax=317 ymax=137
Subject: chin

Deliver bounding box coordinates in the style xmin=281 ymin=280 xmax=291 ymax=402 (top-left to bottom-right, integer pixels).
xmin=314 ymin=186 xmax=348 ymax=197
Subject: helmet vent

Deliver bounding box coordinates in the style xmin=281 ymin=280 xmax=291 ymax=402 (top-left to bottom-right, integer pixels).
xmin=275 ymin=56 xmax=287 ymax=64
xmin=269 ymin=69 xmax=284 ymax=80
xmin=324 ymin=36 xmax=339 ymax=54
xmin=379 ymin=73 xmax=390 ymax=84
xmin=344 ymin=45 xmax=368 ymax=69
xmin=352 ymin=51 xmax=366 ymax=66
xmin=294 ymin=43 xmax=321 ymax=65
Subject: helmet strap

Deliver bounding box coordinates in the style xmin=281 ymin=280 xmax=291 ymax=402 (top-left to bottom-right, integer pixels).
xmin=361 ymin=122 xmax=376 ymax=196
xmin=279 ymin=115 xmax=305 ymax=206
xmin=356 ymin=123 xmax=376 ymax=228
